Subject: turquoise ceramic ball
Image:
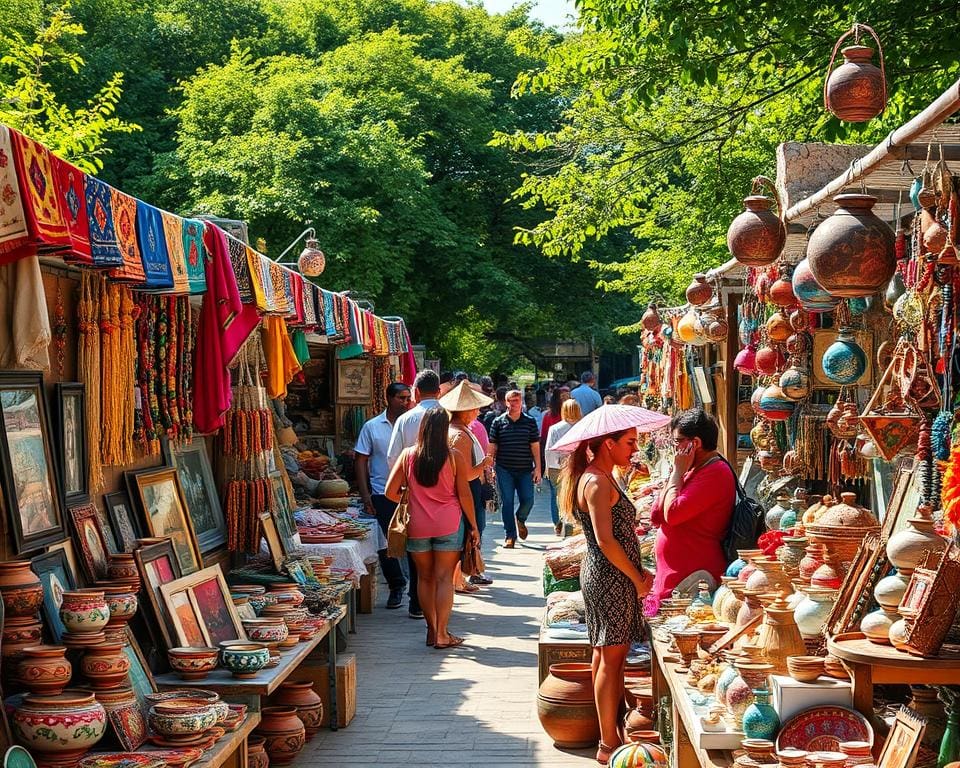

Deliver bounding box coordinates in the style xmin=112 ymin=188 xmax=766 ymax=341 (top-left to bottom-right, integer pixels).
xmin=822 ymin=334 xmax=867 ymax=384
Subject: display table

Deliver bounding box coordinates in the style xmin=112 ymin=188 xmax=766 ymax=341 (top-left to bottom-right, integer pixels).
xmin=650 ymin=636 xmax=733 ymax=768
xmin=295 ymin=539 xmax=377 ymax=583
xmin=149 ymin=712 xmax=260 ymax=768
xmin=537 ymin=623 xmax=591 ymax=683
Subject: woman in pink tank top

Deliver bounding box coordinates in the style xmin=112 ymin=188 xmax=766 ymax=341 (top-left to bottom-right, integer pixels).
xmin=385 ymin=407 xmax=479 ymax=650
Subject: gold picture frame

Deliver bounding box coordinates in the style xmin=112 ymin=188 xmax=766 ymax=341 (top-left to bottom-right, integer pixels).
xmin=877 ymin=706 xmax=926 ymax=768
xmin=126 ymin=467 xmax=202 ymax=575
xmin=160 ymin=564 xmax=246 ymax=648
xmin=336 ymin=358 xmax=373 ymax=403
xmin=812 ymin=329 xmax=875 ymax=389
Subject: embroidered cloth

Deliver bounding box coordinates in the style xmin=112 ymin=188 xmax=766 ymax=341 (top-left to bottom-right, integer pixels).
xmin=0 ymin=127 xmax=30 ymax=263
xmin=135 ymin=201 xmax=174 ymax=290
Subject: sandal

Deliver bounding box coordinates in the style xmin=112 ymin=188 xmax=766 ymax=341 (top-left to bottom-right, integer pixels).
xmin=596 ymin=742 xmax=619 ymax=765
xmin=426 ymin=629 xmax=436 ymax=646
xmin=434 ymin=634 xmax=465 ymax=649
xmin=455 ymin=583 xmax=480 ymax=594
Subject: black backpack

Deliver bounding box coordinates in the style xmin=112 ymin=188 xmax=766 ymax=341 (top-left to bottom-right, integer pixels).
xmin=717 ymin=456 xmax=765 ymax=563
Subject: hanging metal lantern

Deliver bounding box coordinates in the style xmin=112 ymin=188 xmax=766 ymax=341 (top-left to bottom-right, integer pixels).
xmin=727 ymin=176 xmax=786 ymax=267
xmin=792 ymin=258 xmax=840 ymax=313
xmin=823 ymin=25 xmax=887 ymax=123
xmin=821 ymin=328 xmax=867 ymax=384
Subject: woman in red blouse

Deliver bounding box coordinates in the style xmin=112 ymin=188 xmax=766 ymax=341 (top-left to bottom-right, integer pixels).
xmin=650 ymin=408 xmax=735 ymax=601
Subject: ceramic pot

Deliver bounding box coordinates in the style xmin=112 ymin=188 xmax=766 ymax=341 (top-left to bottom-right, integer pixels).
xmin=907 ymin=686 xmax=946 ymax=748
xmin=3 ymin=617 xmax=44 ymax=667
xmin=242 ymin=618 xmax=289 ymax=648
xmin=80 ymin=643 xmax=130 ymax=689
xmin=106 ymin=555 xmax=140 ymax=588
xmin=791 ymin=258 xmax=840 ymax=313
xmin=770 ymin=267 xmax=797 ymax=307
xmin=714 ymin=652 xmax=742 ymax=709
xmin=271 ymin=682 xmax=323 ymax=739
xmin=266 ymin=584 xmax=305 ymax=607
xmin=641 ymin=303 xmax=661 ymax=332
xmin=728 ymin=195 xmax=786 ymax=267
xmin=736 ymin=589 xmax=764 ymax=629
xmin=0 ymin=561 xmax=44 ymax=618
xmin=676 ymin=309 xmax=705 ymax=345
xmin=757 ymin=595 xmax=805 ymax=676
xmin=825 ymin=45 xmax=886 ymax=122
xmin=779 ymin=364 xmax=811 ymax=401
xmin=60 ymin=591 xmax=110 ymax=634
xmin=755 ymin=345 xmax=785 ymax=376
xmin=722 ymin=582 xmax=744 ymax=624
xmin=247 ymin=735 xmax=269 ymax=768
xmin=765 ymin=495 xmax=790 ymax=532
xmin=759 ymin=384 xmax=795 ymax=421
xmin=860 ymin=604 xmax=900 ymax=645
xmin=779 ymin=536 xmax=808 ymax=577
xmin=99 ymin=588 xmax=138 ymax=629
xmin=221 ymin=644 xmax=270 ymax=679
xmin=807 ymin=194 xmax=895 ymax=297
xmin=623 ymin=708 xmax=654 ymax=740
xmin=607 ymin=741 xmax=668 ymax=767
xmin=742 ymin=689 xmax=779 ymax=740
xmin=887 ymin=511 xmax=946 ymax=574
xmin=766 ymin=312 xmax=792 ymax=343
xmin=745 ymin=558 xmax=792 ymax=595
xmin=168 ymin=647 xmax=220 ymax=680
xmin=18 ymin=646 xmax=72 ymax=694
xmin=13 ymin=690 xmax=107 ymax=768
xmin=256 ymin=706 xmax=306 ymax=766
xmin=148 ymin=702 xmax=218 ymax=740
xmin=537 ymin=663 xmax=600 ymax=748
xmin=686 ymin=273 xmax=713 ymax=306
xmin=794 ymin=587 xmax=836 ymax=639
xmin=779 ymin=501 xmax=800 ymax=532
xmin=725 ymin=674 xmax=754 ymax=728
xmin=821 ymin=329 xmax=867 ymax=385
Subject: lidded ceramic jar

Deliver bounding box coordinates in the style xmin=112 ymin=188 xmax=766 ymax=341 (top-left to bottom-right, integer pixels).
xmin=728 ymin=194 xmax=786 ymax=267
xmin=0 ymin=560 xmax=44 ymax=618
xmin=815 ymin=492 xmax=875 ymax=528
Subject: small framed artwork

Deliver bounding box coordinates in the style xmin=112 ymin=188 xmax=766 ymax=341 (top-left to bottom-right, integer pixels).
xmin=126 ymin=467 xmax=201 ymax=575
xmin=122 ymin=627 xmax=157 ymax=713
xmin=108 ymin=699 xmax=147 ymax=751
xmin=48 ymin=539 xmax=82 ymax=587
xmin=30 ymin=547 xmax=78 ymax=643
xmin=104 ymin=490 xmax=142 ymax=553
xmin=68 ymin=501 xmax=112 ymax=583
xmin=259 ymin=511 xmax=285 ymax=571
xmin=93 ymin=504 xmax=119 ymax=555
xmin=336 ymin=358 xmax=373 ymax=403
xmin=877 ymin=706 xmax=926 ymax=768
xmin=162 ymin=438 xmax=227 ymax=554
xmin=134 ymin=539 xmax=183 ymax=650
xmin=271 ymin=472 xmax=298 ymax=555
xmin=0 ymin=371 xmax=67 ymax=553
xmin=53 ymin=383 xmax=89 ymax=507
xmin=160 ymin=565 xmax=246 ymax=648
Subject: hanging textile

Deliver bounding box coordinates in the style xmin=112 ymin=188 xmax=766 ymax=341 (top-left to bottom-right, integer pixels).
xmin=0 ymin=126 xmax=30 ymax=261
xmin=287 ymin=271 xmax=304 ymax=325
xmin=160 ymin=211 xmax=190 ymax=294
xmin=135 ymin=201 xmax=174 ymax=290
xmin=227 ymin=235 xmax=253 ymax=303
xmin=9 ymin=128 xmax=69 ymax=258
xmin=182 ymin=217 xmax=207 ymax=294
xmin=0 ymin=254 xmax=51 ymax=370
xmin=50 ymin=155 xmax=92 ymax=264
xmin=320 ymin=289 xmax=336 ymax=337
xmin=108 ymin=188 xmax=146 ymax=283
xmin=84 ymin=176 xmax=123 ymax=267
xmin=262 ymin=315 xmax=301 ymax=398
xmin=301 ymin=281 xmax=318 ymax=329
xmin=269 ymin=260 xmax=291 ymax=315
xmin=78 ymin=272 xmax=104 ymax=491
xmin=291 ymin=329 xmax=310 ymax=364
xmin=400 ymin=323 xmax=417 ymax=385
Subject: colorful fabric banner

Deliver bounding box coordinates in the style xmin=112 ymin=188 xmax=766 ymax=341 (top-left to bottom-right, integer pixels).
xmin=160 ymin=210 xmax=190 ymax=294
xmin=84 ymin=175 xmax=124 ymax=267
xmin=301 ymin=281 xmax=318 ymax=329
xmin=226 ymin=234 xmax=253 ymax=303
xmin=182 ymin=218 xmax=207 ymax=294
xmin=11 ymin=128 xmax=69 ymax=256
xmin=135 ymin=201 xmax=174 ymax=290
xmin=50 ymin=155 xmax=92 ymax=264
xmin=108 ymin=188 xmax=146 ymax=283
xmin=0 ymin=127 xmax=31 ymax=263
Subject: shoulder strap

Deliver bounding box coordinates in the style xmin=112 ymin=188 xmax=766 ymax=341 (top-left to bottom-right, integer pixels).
xmin=716 ymin=455 xmax=746 ymax=501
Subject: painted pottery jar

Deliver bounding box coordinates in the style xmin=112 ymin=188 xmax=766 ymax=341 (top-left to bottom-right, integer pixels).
xmin=641 ymin=303 xmax=661 ymax=332
xmin=99 ymin=587 xmax=138 ymax=629
xmin=725 ymin=674 xmax=754 ymax=727
xmin=271 ymin=682 xmax=323 ymax=739
xmin=148 ymin=702 xmax=218 ymax=739
xmin=727 ymin=195 xmax=786 ymax=267
xmin=807 ymin=194 xmax=896 ymax=297
xmin=821 ymin=329 xmax=867 ymax=385
xmin=80 ymin=643 xmax=130 ymax=689
xmin=247 ymin=735 xmax=269 ymax=768
xmin=779 ymin=536 xmax=808 ymax=576
xmin=712 ymin=577 xmax=734 ymax=622
xmin=824 ymin=44 xmax=886 ymax=122
xmin=18 ymin=646 xmax=72 ymax=695
xmin=715 ymin=652 xmax=743 ymax=708
xmin=766 ymin=312 xmax=792 ymax=343
xmin=537 ymin=663 xmax=600 ymax=748
xmin=167 ymin=647 xmax=220 ymax=680
xmin=3 ymin=617 xmax=44 ymax=663
xmin=765 ymin=495 xmax=790 ymax=532
xmin=106 ymin=555 xmax=140 ymax=587
xmin=779 ymin=363 xmax=811 ymax=401
xmin=608 ymin=740 xmax=668 ymax=768
xmin=799 ymin=542 xmax=825 ymax=584
xmin=60 ymin=591 xmax=110 ymax=634
xmin=256 ymin=706 xmax=306 ymax=765
xmin=13 ymin=690 xmax=107 ymax=768
xmin=794 ymin=587 xmax=836 ymax=639
xmin=686 ymin=273 xmax=713 ymax=306
xmin=737 ymin=550 xmax=763 ymax=583
xmin=221 ymin=644 xmax=270 ymax=679
xmin=779 ymin=500 xmax=803 ymax=532
xmin=791 ymin=258 xmax=840 ymax=313
xmin=0 ymin=560 xmax=44 ymax=618
xmin=742 ymin=689 xmax=780 ymax=741
xmin=759 ymin=384 xmax=795 ymax=421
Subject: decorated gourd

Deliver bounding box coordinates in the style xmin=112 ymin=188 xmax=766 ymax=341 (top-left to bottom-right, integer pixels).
xmin=609 ymin=741 xmax=668 ymax=768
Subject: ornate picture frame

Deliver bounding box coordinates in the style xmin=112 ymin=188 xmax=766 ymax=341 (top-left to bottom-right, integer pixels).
xmin=160 ymin=565 xmax=246 ymax=648
xmin=104 ymin=490 xmax=143 ymax=553
xmin=336 ymin=358 xmax=373 ymax=403
xmin=823 ymin=532 xmax=889 ymax=644
xmin=53 ymin=383 xmax=89 ymax=507
xmin=162 ymin=438 xmax=227 ymax=554
xmin=134 ymin=539 xmax=183 ymax=650
xmin=126 ymin=467 xmax=201 ymax=575
xmin=259 ymin=511 xmax=285 ymax=571
xmin=68 ymin=501 xmax=112 ymax=583
xmin=877 ymin=706 xmax=926 ymax=768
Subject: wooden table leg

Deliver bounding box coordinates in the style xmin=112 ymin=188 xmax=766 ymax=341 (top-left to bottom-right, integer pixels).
xmin=328 ymin=623 xmax=339 ymax=731
xmin=673 ymin=701 xmax=698 ymax=768
xmin=848 ymin=661 xmax=873 ymax=720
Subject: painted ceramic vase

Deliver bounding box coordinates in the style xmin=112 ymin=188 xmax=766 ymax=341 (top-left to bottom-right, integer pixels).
xmin=742 ymin=689 xmax=780 ymax=740
xmin=728 ymin=195 xmax=786 ymax=267
xmin=714 ymin=653 xmax=741 ymax=709
xmin=271 ymin=682 xmax=324 ymax=739
xmin=105 ymin=555 xmax=140 ymax=591
xmin=765 ymin=495 xmax=790 ymax=532
xmin=608 ymin=740 xmax=668 ymax=767
xmin=537 ymin=663 xmax=600 ymax=748
xmin=791 ymin=258 xmax=840 ymax=313
xmin=256 ymin=706 xmax=306 ymax=765
xmin=220 ymin=644 xmax=270 ymax=679
xmin=13 ymin=690 xmax=107 ymax=768
xmin=247 ymin=735 xmax=269 ymax=768
xmin=821 ymin=329 xmax=867 ymax=385
xmin=825 ymin=43 xmax=886 ymax=122
xmin=759 ymin=384 xmax=795 ymax=421
xmin=18 ymin=646 xmax=72 ymax=695
xmin=3 ymin=617 xmax=44 ymax=670
xmin=794 ymin=587 xmax=836 ymax=639
xmin=99 ymin=588 xmax=138 ymax=629
xmin=60 ymin=591 xmax=110 ymax=634
xmin=167 ymin=647 xmax=220 ymax=680
xmin=0 ymin=561 xmax=44 ymax=618
xmin=80 ymin=644 xmax=130 ymax=689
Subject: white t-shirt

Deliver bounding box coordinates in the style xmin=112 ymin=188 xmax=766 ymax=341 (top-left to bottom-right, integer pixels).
xmin=545 ymin=420 xmax=575 ymax=470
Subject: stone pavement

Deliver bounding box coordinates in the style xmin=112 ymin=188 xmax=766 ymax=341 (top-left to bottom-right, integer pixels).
xmin=299 ymin=490 xmax=595 ymax=767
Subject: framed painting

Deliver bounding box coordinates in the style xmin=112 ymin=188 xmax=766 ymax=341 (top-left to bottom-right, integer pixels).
xmin=104 ymin=490 xmax=142 ymax=553
xmin=134 ymin=539 xmax=182 ymax=650
xmin=0 ymin=371 xmax=67 ymax=553
xmin=126 ymin=467 xmax=201 ymax=575
xmin=30 ymin=547 xmax=78 ymax=643
xmin=53 ymin=383 xmax=89 ymax=507
xmin=68 ymin=501 xmax=112 ymax=583
xmin=259 ymin=511 xmax=284 ymax=571
xmin=48 ymin=539 xmax=82 ymax=587
xmin=336 ymin=358 xmax=373 ymax=403
xmin=877 ymin=706 xmax=926 ymax=768
xmin=122 ymin=627 xmax=157 ymax=713
xmin=270 ymin=472 xmax=298 ymax=555
xmin=162 ymin=438 xmax=227 ymax=554
xmin=93 ymin=503 xmax=119 ymax=555
xmin=160 ymin=565 xmax=246 ymax=648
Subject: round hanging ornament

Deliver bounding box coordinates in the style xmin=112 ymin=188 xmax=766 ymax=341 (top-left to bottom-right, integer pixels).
xmin=755 ymin=345 xmax=785 ymax=376
xmin=765 ymin=312 xmax=792 ymax=343
xmin=823 ymin=24 xmax=887 ymax=122
xmin=677 ymin=309 xmax=705 ymax=345
xmin=734 ymin=345 xmax=758 ymax=376
xmin=780 ymin=363 xmax=812 ymax=401
xmin=759 ymin=383 xmax=796 ymax=421
xmin=769 ymin=265 xmax=798 ymax=307
xmin=641 ymin=303 xmax=662 ymax=332
xmin=727 ymin=176 xmax=786 ymax=267
xmin=685 ymin=274 xmax=713 ymax=306
xmin=791 ymin=257 xmax=840 ymax=313
xmin=821 ymin=328 xmax=867 ymax=384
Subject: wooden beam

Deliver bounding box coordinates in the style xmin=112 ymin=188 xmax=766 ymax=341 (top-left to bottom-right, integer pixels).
xmin=784 ymin=78 xmax=960 ymax=222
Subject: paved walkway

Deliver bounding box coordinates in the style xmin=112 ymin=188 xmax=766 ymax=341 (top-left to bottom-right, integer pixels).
xmin=300 ymin=491 xmax=595 ymax=767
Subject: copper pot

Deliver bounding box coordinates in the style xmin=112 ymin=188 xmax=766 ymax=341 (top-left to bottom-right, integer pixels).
xmin=728 ymin=196 xmax=786 ymax=267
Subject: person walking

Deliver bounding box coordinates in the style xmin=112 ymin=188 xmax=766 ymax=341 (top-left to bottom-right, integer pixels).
xmin=355 ymin=382 xmax=412 ymax=609
xmin=386 ymin=369 xmax=443 ymax=619
xmin=384 ymin=407 xmax=480 ymax=650
xmin=544 ymin=398 xmax=582 ymax=535
xmin=571 ymin=370 xmax=603 ymax=415
xmin=488 ymin=389 xmax=541 ymax=548
xmin=539 ymin=385 xmax=570 ymax=446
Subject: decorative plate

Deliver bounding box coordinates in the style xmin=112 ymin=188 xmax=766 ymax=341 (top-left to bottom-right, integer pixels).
xmin=5 ymin=746 xmax=37 ymax=768
xmin=142 ymin=749 xmax=204 ymax=768
xmin=78 ymin=754 xmax=165 ymax=768
xmin=776 ymin=706 xmax=873 ymax=753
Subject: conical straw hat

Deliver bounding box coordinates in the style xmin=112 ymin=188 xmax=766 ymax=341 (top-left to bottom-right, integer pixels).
xmin=438 ymin=380 xmax=493 ymax=412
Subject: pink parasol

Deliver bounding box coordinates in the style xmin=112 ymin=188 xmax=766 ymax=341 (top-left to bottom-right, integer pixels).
xmin=551 ymin=404 xmax=671 ymax=453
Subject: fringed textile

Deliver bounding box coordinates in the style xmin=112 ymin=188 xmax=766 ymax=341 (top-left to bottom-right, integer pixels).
xmin=78 ymin=272 xmax=104 ymax=491
xmin=108 ymin=188 xmax=145 ymax=283
xmin=160 ymin=211 xmax=190 ymax=294
xmin=10 ymin=128 xmax=69 ymax=257
xmin=182 ymin=218 xmax=207 ymax=294
xmin=0 ymin=254 xmax=51 ymax=370
xmin=50 ymin=154 xmax=92 ymax=264
xmin=84 ymin=175 xmax=123 ymax=267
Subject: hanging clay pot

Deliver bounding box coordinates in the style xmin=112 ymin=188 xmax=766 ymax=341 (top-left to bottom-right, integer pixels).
xmin=821 ymin=328 xmax=867 ymax=384
xmin=754 ymin=345 xmax=784 ymax=376
xmin=792 ymin=258 xmax=840 ymax=313
xmin=884 ymin=271 xmax=906 ymax=311
xmin=823 ymin=26 xmax=887 ymax=122
xmin=641 ymin=303 xmax=661 ymax=332
xmin=734 ymin=345 xmax=758 ymax=376
xmin=779 ymin=363 xmax=811 ymax=401
xmin=807 ymin=194 xmax=896 ymax=297
xmin=765 ymin=312 xmax=791 ymax=343
xmin=785 ymin=332 xmax=810 ymax=355
xmin=923 ymin=218 xmax=948 ymax=254
xmin=759 ymin=384 xmax=795 ymax=421
xmin=789 ymin=309 xmax=810 ymax=331
xmin=727 ymin=181 xmax=787 ymax=267
xmin=705 ymin=313 xmax=729 ymax=342
xmin=686 ymin=274 xmax=713 ymax=306
xmin=769 ymin=265 xmax=797 ymax=307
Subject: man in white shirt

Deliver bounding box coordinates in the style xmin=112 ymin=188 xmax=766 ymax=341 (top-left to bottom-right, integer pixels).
xmin=571 ymin=370 xmax=603 ymax=415
xmin=385 ymin=369 xmax=442 ymax=619
xmin=355 ymin=382 xmax=411 ymax=609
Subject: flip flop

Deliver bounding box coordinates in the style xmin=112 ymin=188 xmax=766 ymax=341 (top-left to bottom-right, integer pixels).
xmin=434 ymin=634 xmax=465 ymax=649
xmin=455 ymin=583 xmax=480 ymax=594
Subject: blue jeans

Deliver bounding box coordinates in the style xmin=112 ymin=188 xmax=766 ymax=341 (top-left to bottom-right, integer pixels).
xmin=496 ymin=466 xmax=535 ymax=540
xmin=543 ymin=472 xmax=561 ymax=526
xmin=469 ymin=478 xmax=485 ymax=539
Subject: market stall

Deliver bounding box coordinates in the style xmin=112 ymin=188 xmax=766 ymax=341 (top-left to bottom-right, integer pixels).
xmin=0 ymin=122 xmax=417 ymax=768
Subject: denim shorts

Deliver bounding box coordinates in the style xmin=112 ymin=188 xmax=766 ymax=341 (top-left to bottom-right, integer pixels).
xmin=407 ymin=518 xmax=465 ymax=553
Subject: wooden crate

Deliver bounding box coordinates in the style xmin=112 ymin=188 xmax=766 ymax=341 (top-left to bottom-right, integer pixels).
xmin=359 ymin=561 xmax=378 ymax=614
xmin=290 ymin=652 xmax=356 ymax=728
xmin=538 ymin=624 xmax=591 ymax=683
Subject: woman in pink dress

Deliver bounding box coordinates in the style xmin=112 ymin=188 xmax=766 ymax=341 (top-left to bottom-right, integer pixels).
xmin=385 ymin=407 xmax=479 ymax=649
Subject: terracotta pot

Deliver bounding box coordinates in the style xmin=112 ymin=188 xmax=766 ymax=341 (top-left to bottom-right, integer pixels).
xmin=765 ymin=312 xmax=791 ymax=343
xmin=99 ymin=588 xmax=138 ymax=629
xmin=60 ymin=591 xmax=110 ymax=634
xmin=18 ymin=646 xmax=72 ymax=695
xmin=757 ymin=595 xmax=806 ymax=676
xmin=537 ymin=663 xmax=600 ymax=748
xmin=641 ymin=303 xmax=661 ymax=332
xmin=807 ymin=194 xmax=895 ymax=297
xmin=248 ymin=735 xmax=270 ymax=768
xmin=80 ymin=643 xmax=130 ymax=689
xmin=256 ymin=706 xmax=306 ymax=765
xmin=825 ymin=45 xmax=886 ymax=122
xmin=270 ymin=682 xmax=323 ymax=739
xmin=769 ymin=267 xmax=797 ymax=307
xmin=13 ymin=690 xmax=107 ymax=768
xmin=754 ymin=345 xmax=784 ymax=376
xmin=728 ymin=195 xmax=786 ymax=267
xmin=266 ymin=585 xmax=305 ymax=607
xmin=0 ymin=560 xmax=44 ymax=618
xmin=3 ymin=616 xmax=44 ymax=663
xmin=106 ymin=554 xmax=139 ymax=585
xmin=686 ymin=273 xmax=713 ymax=306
